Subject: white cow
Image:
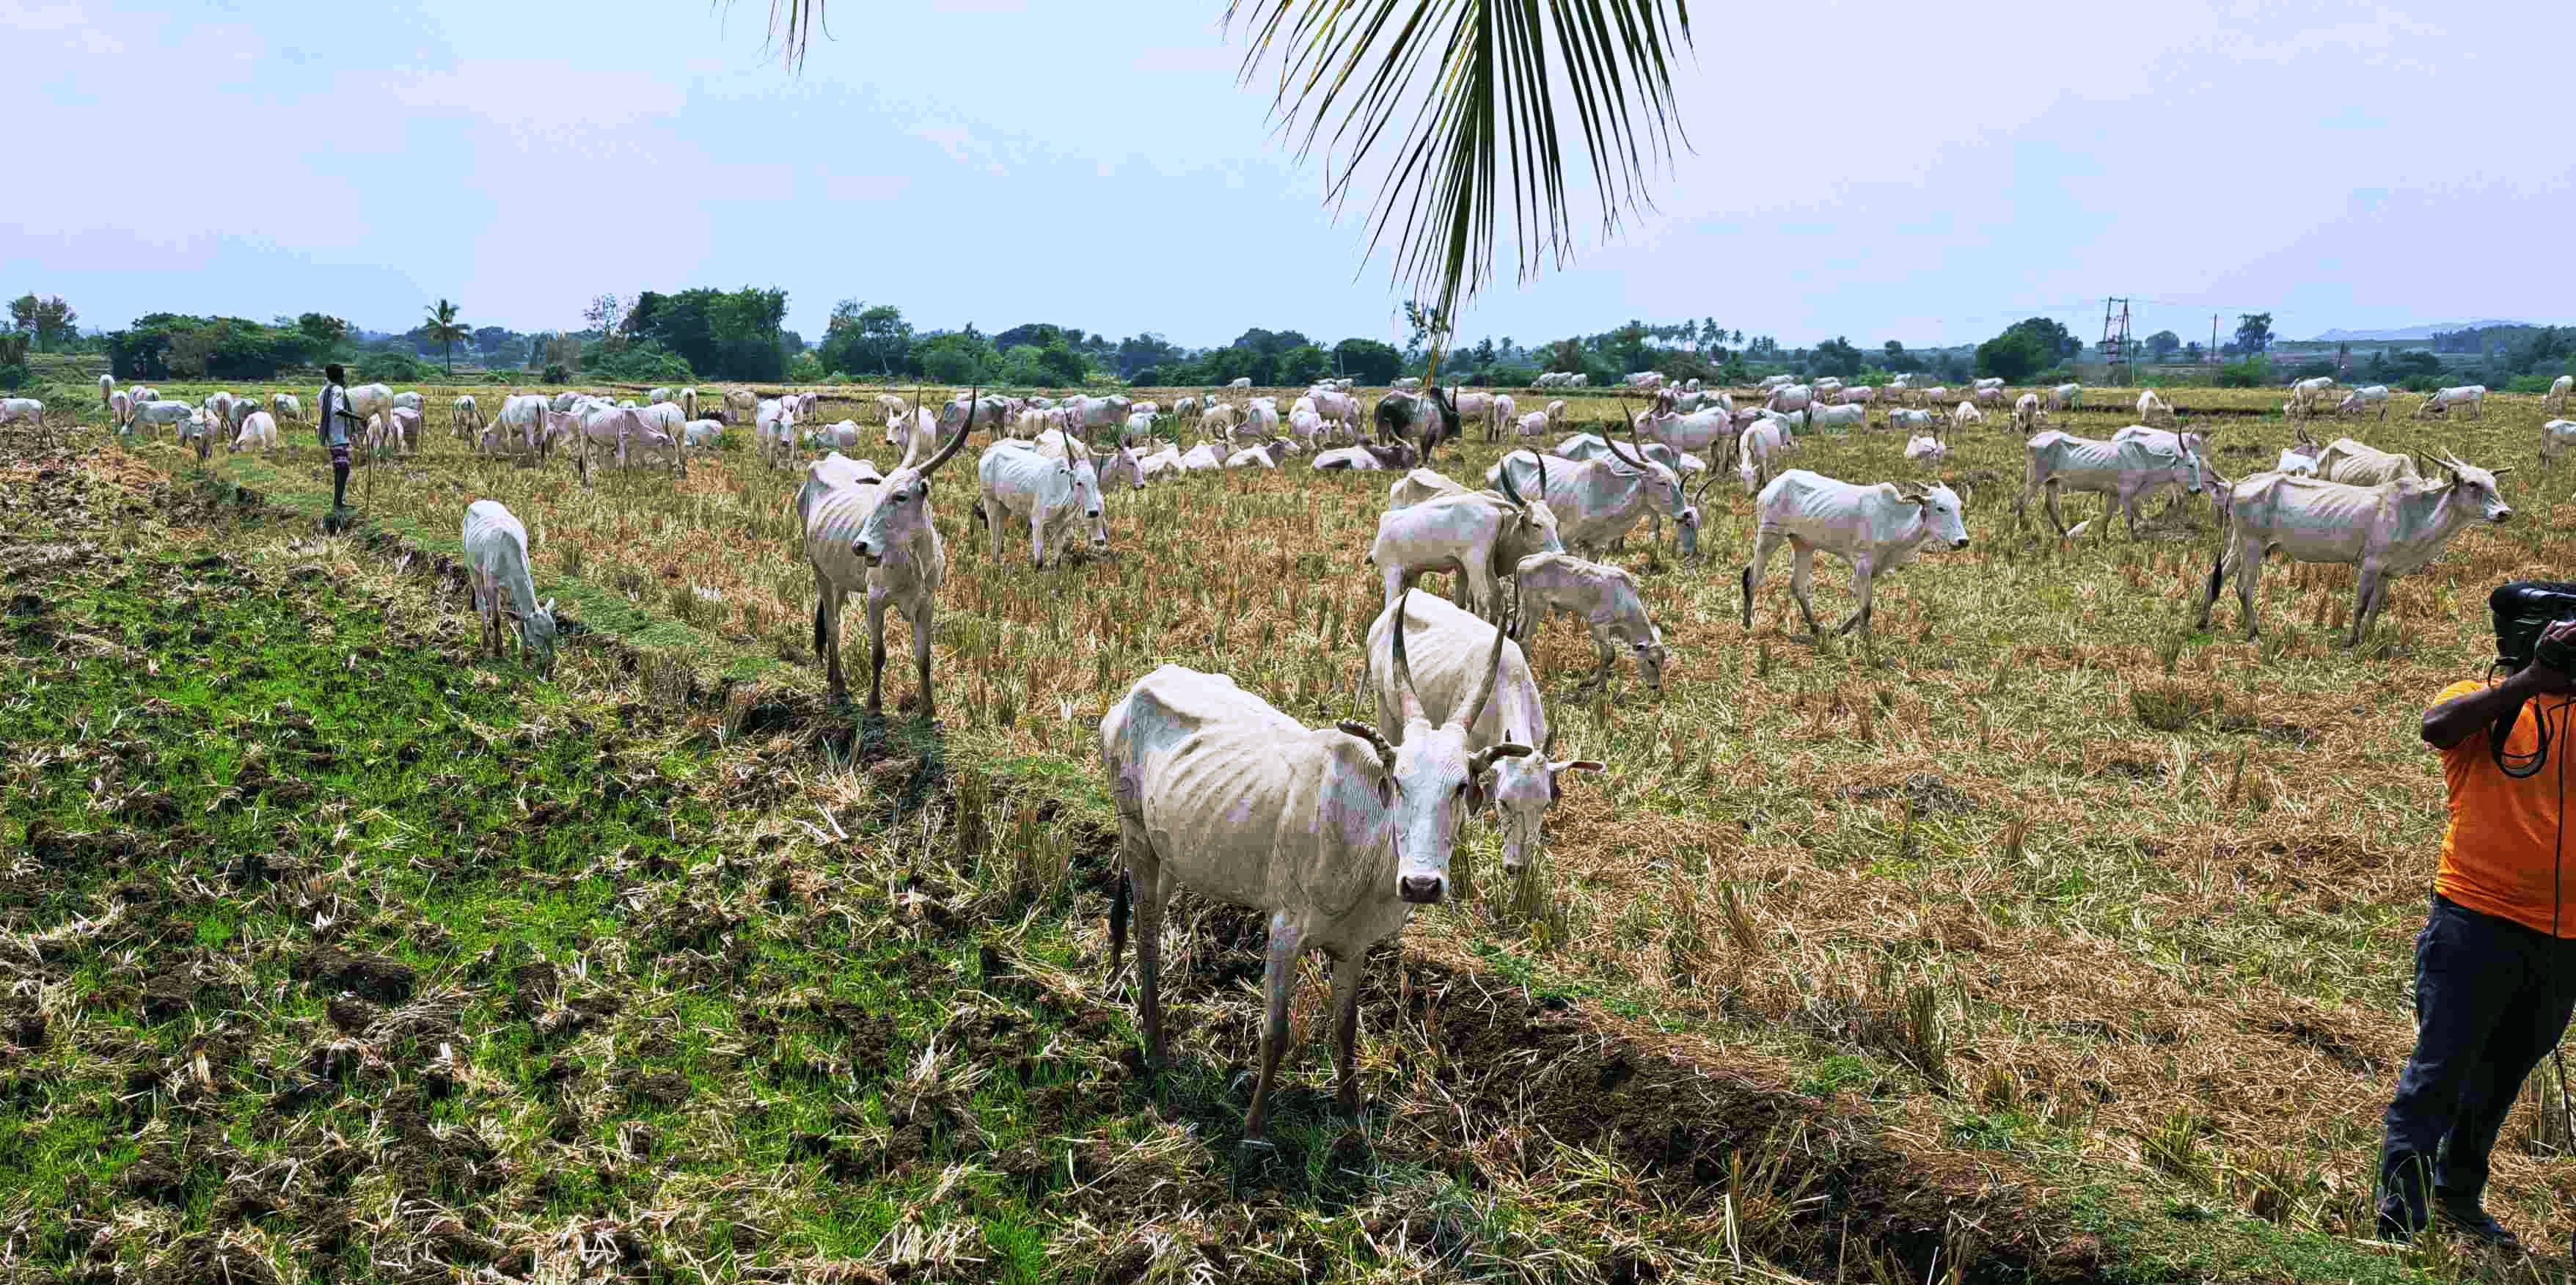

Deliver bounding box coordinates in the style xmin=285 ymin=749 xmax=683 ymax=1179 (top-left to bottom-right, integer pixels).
xmin=1225 ymin=440 xmax=1293 ymax=470
xmin=1226 ymin=376 xmax=1254 ymax=389
xmin=1374 ymin=465 xmax=1562 ymax=620
xmin=0 ymin=398 xmax=44 ymax=426
xmin=1508 ymin=552 xmax=1669 ymax=692
xmin=1039 ymin=428 xmax=1144 ymax=493
xmin=1632 ymin=406 xmax=1735 ymax=461
xmin=678 ymin=387 xmax=699 ymax=421
xmin=1976 ymin=386 xmax=2007 ymax=407
xmin=2312 ymin=437 xmax=2421 ymax=488
xmin=2548 ymin=376 xmax=2575 ymax=415
xmin=808 ymin=403 xmax=976 ymax=711
xmin=875 ymin=393 xmax=910 ymax=427
xmin=1311 ymin=442 xmax=1419 ymax=471
xmin=1545 ymin=399 xmax=1568 ymax=427
xmin=493 ymin=395 xmax=551 ymax=457
xmin=231 ymin=410 xmax=279 ymax=453
xmin=1310 ymin=387 xmax=1361 ymax=437
xmin=648 ymin=387 xmax=673 ymax=406
xmin=1888 ymin=408 xmax=1939 ymax=434
xmin=1741 ymin=472 xmax=1971 ymax=640
xmin=125 ymin=400 xmax=194 ymax=439
xmin=1972 ymin=377 xmax=2005 ymax=392
xmin=1952 ymin=400 xmax=1983 ymax=432
xmin=2415 ymin=385 xmax=2487 ymax=420
xmin=2137 ymin=389 xmax=2177 ymax=423
xmin=2275 ymin=429 xmax=2326 ymax=477
xmin=1903 ymin=433 xmax=1947 ymax=467
xmin=1511 ymin=411 xmax=1551 ymax=437
xmin=1099 ymin=615 xmax=1525 ymax=1138
xmin=2198 ymin=458 xmax=2512 ymax=645
xmin=2017 ymin=431 xmax=2210 ymax=537
xmin=1369 ymin=588 xmax=1601 ymax=876
xmin=109 ymin=391 xmax=132 ymax=431
xmin=2286 ymin=376 xmax=2336 ymax=417
xmin=1837 ymin=385 xmax=1878 ymax=408
xmin=1179 ymin=440 xmax=1226 ymax=472
xmin=269 ymin=393 xmax=304 ymax=425
xmin=807 ymin=419 xmax=863 ymax=450
xmin=1623 ymin=372 xmax=1664 ymax=390
xmin=1391 ymin=377 xmax=1419 ymax=392
xmin=1135 ymin=443 xmax=1187 ymax=481
xmin=97 ymin=374 xmax=114 ymax=414
xmin=754 ymin=398 xmax=797 ymax=467
xmin=2542 ymin=420 xmax=2576 ymax=466
xmin=451 ymin=395 xmax=483 ymax=440
xmin=1809 ymin=404 xmax=1867 ymax=433
xmin=976 ymin=441 xmax=1105 ymax=567
xmin=2046 ymin=384 xmax=2084 ymax=412
xmin=680 ymin=420 xmax=725 ymax=453
xmin=2013 ymin=392 xmax=2045 ymax=431
xmin=723 ymin=387 xmax=758 ymax=424
xmin=461 ymin=499 xmax=559 ymax=667
xmin=1490 ymin=444 xmax=1699 ymax=558
xmin=1768 ymin=384 xmax=1813 ymax=414
xmin=1738 ymin=419 xmax=1791 ymax=494
xmin=390 ymin=391 xmax=423 ymax=420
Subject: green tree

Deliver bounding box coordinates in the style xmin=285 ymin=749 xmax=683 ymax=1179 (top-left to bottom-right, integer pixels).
xmin=626 ymin=287 xmax=790 ymax=381
xmin=1037 ymin=342 xmax=1089 ymax=387
xmin=1878 ymin=340 xmax=1922 ymax=373
xmin=298 ymin=313 xmax=350 ymax=349
xmin=1278 ymin=344 xmax=1331 ymax=387
xmin=1333 ymin=338 xmax=1402 ymax=384
xmin=1975 ymin=329 xmax=2049 ymax=382
xmin=2231 ymin=312 xmax=2274 ymax=357
xmin=1999 ymin=317 xmax=2079 ymax=362
xmin=2147 ymin=329 xmax=2181 ymax=360
xmin=5 ymin=296 xmax=32 ymax=337
xmin=821 ymin=300 xmax=912 ymax=377
xmin=1808 ymin=336 xmax=1863 ymax=379
xmin=915 ymin=332 xmax=999 ymax=385
xmin=421 ymin=298 xmax=469 ymax=376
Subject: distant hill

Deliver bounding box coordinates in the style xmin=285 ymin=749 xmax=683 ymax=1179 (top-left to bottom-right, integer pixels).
xmin=2309 ymin=320 xmax=2539 ymax=342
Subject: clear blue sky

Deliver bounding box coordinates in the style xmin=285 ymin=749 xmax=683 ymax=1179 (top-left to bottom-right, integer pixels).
xmin=7 ymin=0 xmax=2569 ymax=351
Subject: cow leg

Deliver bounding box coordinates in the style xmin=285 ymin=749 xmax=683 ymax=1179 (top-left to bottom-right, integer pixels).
xmin=1834 ymin=554 xmax=1878 ymax=637
xmin=865 ymin=582 xmax=890 ymax=713
xmin=2349 ymin=560 xmax=2388 ymax=648
xmin=1329 ymin=948 xmax=1365 ymax=1116
xmin=1133 ymin=854 xmax=1168 ymax=1066
xmin=2043 ymin=484 xmax=2070 ymax=537
xmin=2196 ymin=544 xmax=2228 ymax=632
xmin=815 ymin=581 xmax=844 ymax=702
xmin=2233 ymin=540 xmax=2264 ymax=639
xmin=912 ymin=601 xmax=937 ymax=719
xmin=1788 ymin=541 xmax=1822 ymax=637
xmin=1243 ymin=912 xmax=1305 ymax=1141
xmin=2122 ymin=491 xmax=2143 ymax=538
xmin=1741 ymin=530 xmax=1784 ymax=629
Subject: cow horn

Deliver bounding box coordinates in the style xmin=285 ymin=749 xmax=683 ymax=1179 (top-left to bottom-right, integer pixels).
xmin=921 ymin=388 xmax=976 ymax=477
xmin=1457 ymin=615 xmax=1512 ymax=733
xmin=1336 ymin=720 xmax=1400 ymax=775
xmin=1496 ymin=454 xmax=1527 ymax=507
xmin=1390 ymin=604 xmax=1426 ymax=722
xmin=1533 ymin=452 xmax=1546 ymax=499
xmin=1607 ymin=423 xmax=1650 ymax=471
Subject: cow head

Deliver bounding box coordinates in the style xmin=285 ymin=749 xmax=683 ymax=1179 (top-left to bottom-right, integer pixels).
xmin=1489 ymin=726 xmax=1604 ymax=873
xmin=1341 ymin=609 xmax=1530 ymax=906
xmin=855 ymin=389 xmax=976 ymax=566
xmin=1898 ymin=481 xmax=1971 ymax=550
xmin=512 ymin=597 xmax=560 ymax=667
xmin=1611 ymin=431 xmax=1699 ymax=556
xmin=1070 ymin=457 xmax=1109 ymax=551
xmin=2434 ymin=455 xmax=2514 ymax=524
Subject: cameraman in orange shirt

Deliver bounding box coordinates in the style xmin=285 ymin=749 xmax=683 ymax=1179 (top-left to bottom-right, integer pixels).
xmin=2379 ymin=616 xmax=2576 ymax=1246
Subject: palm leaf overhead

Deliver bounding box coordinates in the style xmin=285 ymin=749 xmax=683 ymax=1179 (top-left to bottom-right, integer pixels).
xmin=730 ymin=0 xmax=1691 ymax=334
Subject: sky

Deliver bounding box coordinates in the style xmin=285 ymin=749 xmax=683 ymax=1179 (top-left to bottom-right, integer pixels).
xmin=7 ymin=0 xmax=2572 ymax=353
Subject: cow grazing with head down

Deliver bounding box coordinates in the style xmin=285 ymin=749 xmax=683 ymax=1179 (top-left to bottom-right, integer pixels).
xmin=2415 ymin=385 xmax=2487 ymax=420
xmin=2199 ymin=455 xmax=2512 ymax=646
xmin=2017 ymin=430 xmax=2210 ymax=537
xmin=1509 ymin=552 xmax=1669 ymax=693
xmin=808 ymin=393 xmax=977 ymax=713
xmin=1100 ymin=608 xmax=1527 ymax=1139
xmin=1492 ymin=441 xmax=1701 ymax=558
xmin=1952 ymin=400 xmax=1983 ymax=432
xmin=461 ymin=500 xmax=559 ymax=668
xmin=1739 ymin=419 xmax=1793 ymax=494
xmin=1741 ymin=471 xmax=1970 ymax=640
xmin=2547 ymin=376 xmax=2574 ymax=415
xmin=1375 ymin=387 xmax=1463 ymax=460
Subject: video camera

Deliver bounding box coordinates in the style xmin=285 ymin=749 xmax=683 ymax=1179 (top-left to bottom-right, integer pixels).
xmin=2491 ymin=582 xmax=2576 ymax=675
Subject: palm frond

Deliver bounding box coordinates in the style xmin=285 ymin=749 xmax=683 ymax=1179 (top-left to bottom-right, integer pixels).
xmin=1227 ymin=0 xmax=1691 ymax=318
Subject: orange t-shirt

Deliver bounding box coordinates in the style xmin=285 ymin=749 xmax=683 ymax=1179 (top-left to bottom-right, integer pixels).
xmin=2433 ymin=678 xmax=2576 ymax=937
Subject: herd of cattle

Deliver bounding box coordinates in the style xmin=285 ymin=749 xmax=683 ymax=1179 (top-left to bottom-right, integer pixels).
xmin=37 ymin=365 xmax=2566 ymax=1140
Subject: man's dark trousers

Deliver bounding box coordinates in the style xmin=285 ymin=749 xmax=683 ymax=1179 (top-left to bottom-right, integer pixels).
xmin=2380 ymin=893 xmax=2576 ymax=1234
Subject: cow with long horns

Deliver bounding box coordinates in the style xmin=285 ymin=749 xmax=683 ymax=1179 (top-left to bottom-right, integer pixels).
xmin=808 ymin=390 xmax=977 ymax=711
xmin=1371 ymin=457 xmax=1564 ymax=621
xmin=1101 ymin=607 xmax=1529 ymax=1139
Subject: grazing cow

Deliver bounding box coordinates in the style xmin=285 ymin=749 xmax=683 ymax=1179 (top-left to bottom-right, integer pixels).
xmin=1512 ymin=410 xmax=1552 ymax=437
xmin=2017 ymin=430 xmax=2210 ymax=536
xmin=1369 ymin=588 xmax=1602 ymax=877
xmin=1058 ymin=394 xmax=1130 ymax=443
xmin=125 ymin=399 xmax=194 ymax=440
xmin=461 ymin=500 xmax=559 ymax=667
xmin=1623 ymin=372 xmax=1665 ymax=390
xmin=2542 ymin=420 xmax=2576 ymax=466
xmin=808 ymin=395 xmax=976 ymax=712
xmin=2013 ymin=392 xmax=2044 ymax=431
xmin=1228 ymin=376 xmax=1254 ymax=389
xmin=1374 ymin=464 xmax=1562 ymax=620
xmin=2313 ymin=436 xmax=2421 ymax=487
xmin=390 ymin=392 xmax=423 ymax=421
xmin=1903 ymin=433 xmax=1946 ymax=467
xmin=176 ymin=409 xmax=219 ymax=461
xmin=1545 ymin=399 xmax=1568 ymax=427
xmin=1888 ymin=408 xmax=1939 ymax=434
xmin=1808 ymin=404 xmax=1867 ymax=433
xmin=2286 ymin=376 xmax=2336 ymax=417
xmin=1631 ymin=404 xmax=1735 ymax=461
xmin=1374 ymin=387 xmax=1463 ymax=459
xmin=381 ymin=406 xmax=425 ymax=455
xmin=1917 ymin=387 xmax=1950 ymax=409
xmin=1509 ymin=552 xmax=1669 ymax=692
xmin=2110 ymin=424 xmax=2219 ymax=480
xmin=976 ymin=440 xmax=1105 ymax=567
xmin=1760 ymin=375 xmax=1799 ymax=392
xmin=2137 ymin=389 xmax=2177 ymax=423
xmin=452 ymin=395 xmax=483 ymax=441
xmin=1312 ymin=442 xmax=1419 ymax=471
xmin=1491 ymin=442 xmax=1699 ymax=558
xmin=1309 ymin=387 xmax=1361 ymax=437
xmin=340 ymin=383 xmax=398 ymax=445
xmin=1768 ymin=384 xmax=1813 ymax=414
xmin=201 ymin=391 xmax=238 ymax=428
xmin=808 ymin=419 xmax=863 ymax=450
xmin=232 ymin=410 xmax=279 ymax=453
xmin=1952 ymin=400 xmax=1983 ymax=432
xmin=1741 ymin=472 xmax=1971 ymax=640
xmin=494 ymin=395 xmax=550 ymax=457
xmin=2548 ymin=376 xmax=2575 ymax=415
xmin=875 ymin=393 xmax=910 ymax=426
xmin=1837 ymin=385 xmax=1878 ymax=407
xmin=98 ymin=374 xmax=114 ymax=414
xmin=109 ymin=391 xmax=132 ymax=431
xmin=2415 ymin=385 xmax=2487 ymax=420
xmin=2046 ymin=384 xmax=2083 ymax=412
xmin=795 ymin=392 xmax=820 ymax=420
xmin=2199 ymin=456 xmax=2512 ymax=645
xmin=722 ymin=387 xmax=758 ymax=424
xmin=1739 ymin=419 xmax=1792 ymax=493
xmin=266 ymin=393 xmax=301 ymax=425
xmin=1567 ymin=374 xmax=1589 ymax=387
xmin=1973 ymin=377 xmax=2005 ymax=392
xmin=680 ymin=420 xmax=725 ymax=453
xmin=1099 ymin=615 xmax=1526 ymax=1138
xmin=1976 ymin=386 xmax=2006 ymax=407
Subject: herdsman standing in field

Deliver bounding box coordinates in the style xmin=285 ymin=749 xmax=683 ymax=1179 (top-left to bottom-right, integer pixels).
xmin=2380 ymin=617 xmax=2576 ymax=1248
xmin=316 ymin=363 xmax=355 ymax=510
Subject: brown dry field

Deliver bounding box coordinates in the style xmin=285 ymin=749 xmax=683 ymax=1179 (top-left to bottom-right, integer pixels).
xmin=34 ymin=376 xmax=2576 ymax=1281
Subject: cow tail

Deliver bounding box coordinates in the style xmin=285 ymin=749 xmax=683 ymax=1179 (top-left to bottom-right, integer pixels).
xmin=2204 ymin=541 xmax=2227 ymax=606
xmin=1108 ymin=866 xmax=1131 ymax=960
xmin=813 ymin=593 xmax=828 ymax=659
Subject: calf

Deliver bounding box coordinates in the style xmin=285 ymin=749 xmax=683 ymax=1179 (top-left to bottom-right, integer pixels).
xmin=461 ymin=500 xmax=559 ymax=667
xmin=976 ymin=441 xmax=1105 ymax=567
xmin=1741 ymin=471 xmax=1970 ymax=640
xmin=1510 ymin=552 xmax=1669 ymax=692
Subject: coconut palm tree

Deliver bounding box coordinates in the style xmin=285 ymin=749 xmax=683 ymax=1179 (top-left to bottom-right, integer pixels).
xmin=422 ymin=299 xmax=469 ymax=377
xmin=733 ymin=0 xmax=1691 ymax=367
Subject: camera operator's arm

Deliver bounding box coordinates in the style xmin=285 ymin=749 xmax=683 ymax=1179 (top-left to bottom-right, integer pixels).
xmin=2423 ymin=620 xmax=2576 ymax=748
